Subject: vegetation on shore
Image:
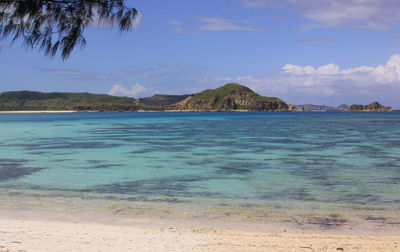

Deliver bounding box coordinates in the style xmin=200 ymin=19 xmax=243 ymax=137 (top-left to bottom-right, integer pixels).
xmin=139 ymin=94 xmax=190 ymax=106
xmin=176 ymin=83 xmax=288 ymax=111
xmin=0 ymin=84 xmax=393 ymax=112
xmin=0 ymin=83 xmax=288 ymax=112
xmin=0 ymin=91 xmax=138 ymax=111
xmin=349 ymin=102 xmax=392 ymax=112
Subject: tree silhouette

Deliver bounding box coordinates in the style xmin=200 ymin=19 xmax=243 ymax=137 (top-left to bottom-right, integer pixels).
xmin=0 ymin=0 xmax=138 ymax=59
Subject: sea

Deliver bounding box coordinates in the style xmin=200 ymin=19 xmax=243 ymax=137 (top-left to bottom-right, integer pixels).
xmin=0 ymin=112 xmax=399 ymax=232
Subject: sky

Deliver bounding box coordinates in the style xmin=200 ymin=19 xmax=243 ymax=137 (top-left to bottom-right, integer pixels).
xmin=1 ymin=0 xmax=400 ymax=108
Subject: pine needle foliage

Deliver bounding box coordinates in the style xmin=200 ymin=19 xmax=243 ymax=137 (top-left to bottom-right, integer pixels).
xmin=0 ymin=0 xmax=138 ymax=59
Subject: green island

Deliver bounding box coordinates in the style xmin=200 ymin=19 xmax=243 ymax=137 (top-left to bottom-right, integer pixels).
xmin=0 ymin=90 xmax=137 ymax=111
xmin=0 ymin=83 xmax=392 ymax=112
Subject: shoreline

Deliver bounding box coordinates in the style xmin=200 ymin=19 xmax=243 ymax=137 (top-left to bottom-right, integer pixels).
xmin=0 ymin=209 xmax=399 ymax=252
xmin=0 ymin=110 xmax=77 ymax=113
xmin=0 ymin=110 xmax=397 ymax=113
xmin=1 ymin=189 xmax=399 ymax=236
xmin=0 ymin=180 xmax=399 ymax=251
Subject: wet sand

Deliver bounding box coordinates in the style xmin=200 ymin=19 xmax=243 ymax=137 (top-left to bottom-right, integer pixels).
xmin=0 ymin=196 xmax=399 ymax=252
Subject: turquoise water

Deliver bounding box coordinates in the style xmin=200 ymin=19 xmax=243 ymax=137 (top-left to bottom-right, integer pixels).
xmin=1 ymin=112 xmax=400 ymax=227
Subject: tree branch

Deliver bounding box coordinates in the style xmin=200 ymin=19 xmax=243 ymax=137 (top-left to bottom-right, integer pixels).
xmin=0 ymin=0 xmax=137 ymax=60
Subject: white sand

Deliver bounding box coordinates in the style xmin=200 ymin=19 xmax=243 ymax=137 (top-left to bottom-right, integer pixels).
xmin=0 ymin=192 xmax=399 ymax=251
xmin=0 ymin=214 xmax=399 ymax=252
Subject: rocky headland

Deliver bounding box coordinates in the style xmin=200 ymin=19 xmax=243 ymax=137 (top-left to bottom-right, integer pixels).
xmin=174 ymin=83 xmax=288 ymax=111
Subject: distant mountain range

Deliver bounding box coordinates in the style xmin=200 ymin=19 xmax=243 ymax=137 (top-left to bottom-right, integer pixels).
xmin=0 ymin=83 xmax=392 ymax=112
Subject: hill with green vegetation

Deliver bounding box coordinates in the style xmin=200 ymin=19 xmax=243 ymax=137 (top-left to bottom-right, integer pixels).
xmin=176 ymin=83 xmax=288 ymax=111
xmin=350 ymin=102 xmax=392 ymax=112
xmin=138 ymin=94 xmax=190 ymax=106
xmin=0 ymin=91 xmax=138 ymax=111
xmin=0 ymin=84 xmax=289 ymax=112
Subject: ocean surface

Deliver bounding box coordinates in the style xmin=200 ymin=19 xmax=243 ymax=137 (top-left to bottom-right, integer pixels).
xmin=1 ymin=112 xmax=399 ymax=230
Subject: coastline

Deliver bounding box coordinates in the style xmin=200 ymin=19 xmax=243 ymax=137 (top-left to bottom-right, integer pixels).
xmin=0 ymin=110 xmax=77 ymax=113
xmin=0 ymin=109 xmax=271 ymax=113
xmin=1 ymin=209 xmax=399 ymax=252
xmin=1 ymin=190 xmax=399 ymax=251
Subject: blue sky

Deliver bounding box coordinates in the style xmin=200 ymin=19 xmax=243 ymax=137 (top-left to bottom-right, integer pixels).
xmin=1 ymin=0 xmax=400 ymax=108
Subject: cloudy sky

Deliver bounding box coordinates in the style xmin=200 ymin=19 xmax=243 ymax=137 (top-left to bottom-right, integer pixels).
xmin=2 ymin=0 xmax=400 ymax=108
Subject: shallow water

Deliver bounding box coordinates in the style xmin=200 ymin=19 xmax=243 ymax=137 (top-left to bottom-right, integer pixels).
xmin=0 ymin=112 xmax=399 ymax=230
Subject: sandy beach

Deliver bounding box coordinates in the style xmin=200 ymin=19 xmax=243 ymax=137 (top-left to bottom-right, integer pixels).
xmin=0 ymin=214 xmax=399 ymax=252
xmin=0 ymin=196 xmax=399 ymax=252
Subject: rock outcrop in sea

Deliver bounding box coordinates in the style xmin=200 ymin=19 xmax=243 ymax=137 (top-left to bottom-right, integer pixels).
xmin=350 ymin=102 xmax=392 ymax=111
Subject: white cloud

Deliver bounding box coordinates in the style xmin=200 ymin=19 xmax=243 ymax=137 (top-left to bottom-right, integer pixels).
xmin=39 ymin=67 xmax=95 ymax=80
xmin=242 ymin=0 xmax=400 ymax=30
xmin=316 ymin=63 xmax=340 ymax=75
xmin=242 ymin=0 xmax=278 ymax=9
xmin=46 ymin=69 xmax=87 ymax=76
xmin=283 ymin=63 xmax=340 ymax=76
xmin=174 ymin=27 xmax=196 ymax=34
xmin=341 ymin=66 xmax=375 ymax=75
xmin=371 ymin=55 xmax=400 ymax=83
xmin=283 ymin=55 xmax=400 ymax=84
xmin=108 ymin=83 xmax=149 ymax=97
xmin=167 ymin=19 xmax=182 ymax=26
xmin=197 ymin=17 xmax=268 ymax=32
xmin=169 ymin=17 xmax=268 ymax=33
xmin=294 ymin=39 xmax=336 ymax=43
xmin=283 ymin=64 xmax=315 ymax=75
xmin=214 ymin=54 xmax=400 ymax=107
